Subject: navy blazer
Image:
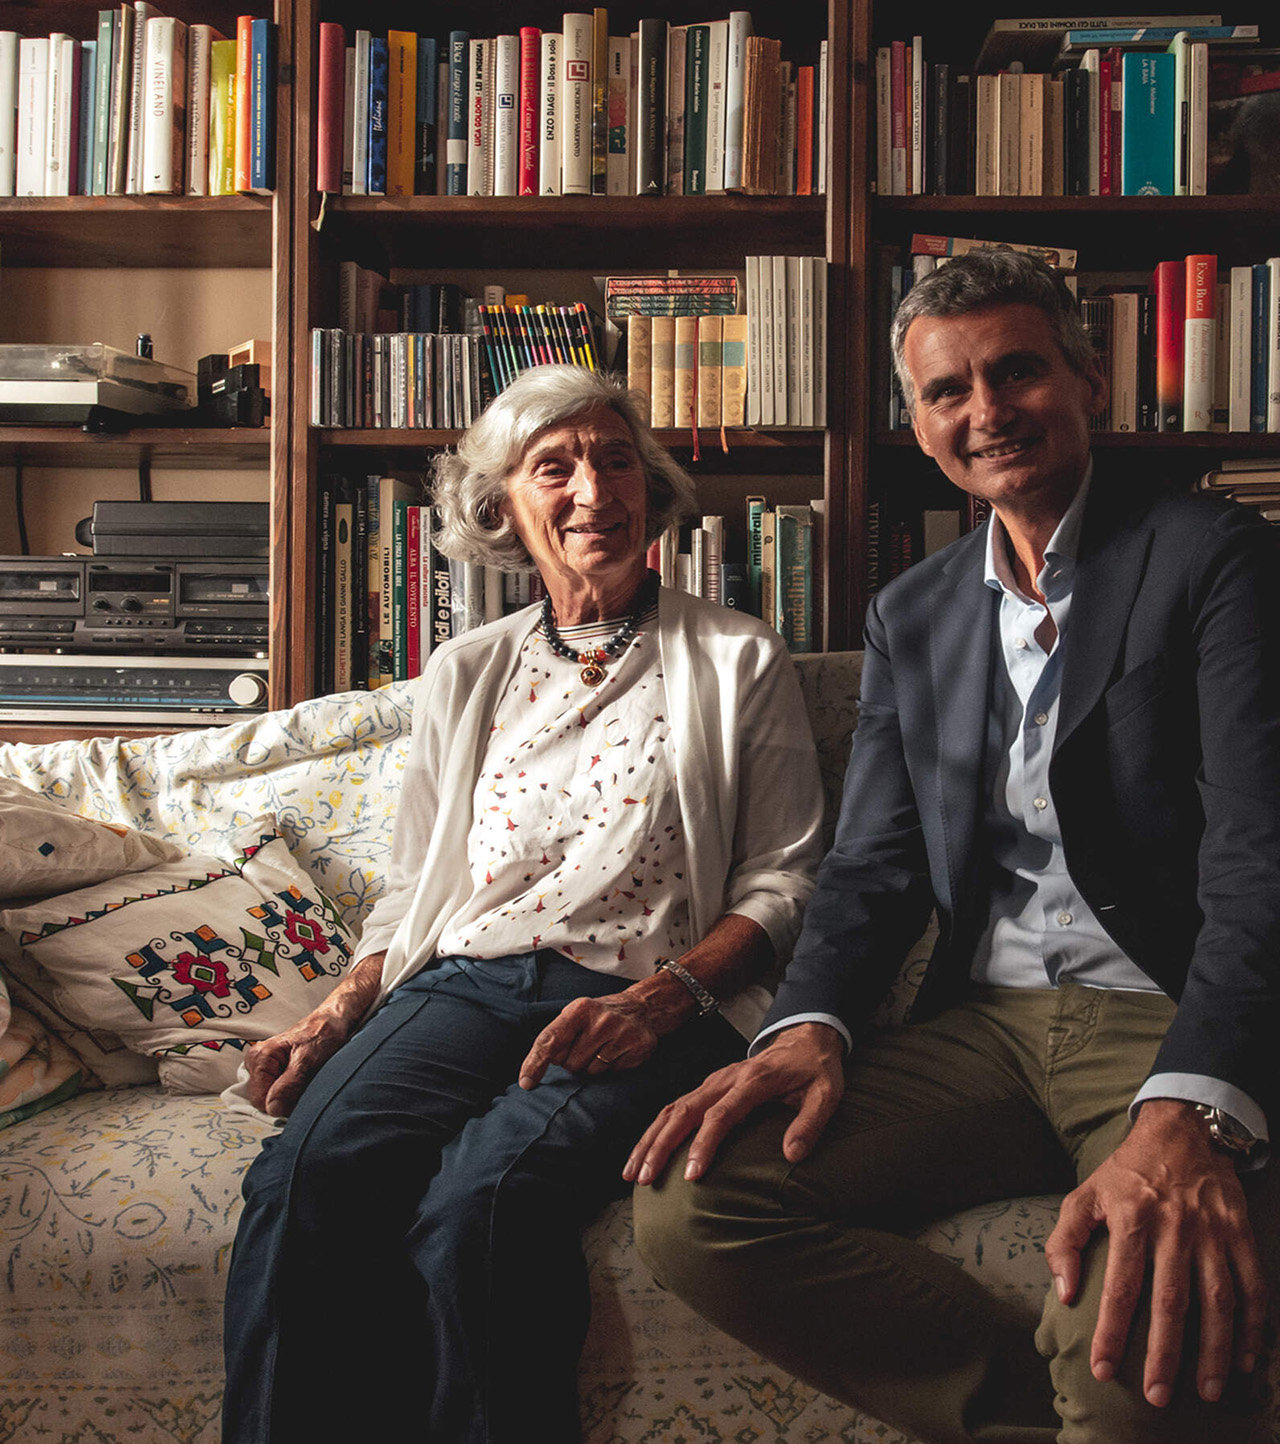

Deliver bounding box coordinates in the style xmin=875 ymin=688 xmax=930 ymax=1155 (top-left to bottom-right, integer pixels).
xmin=768 ymin=475 xmax=1280 ymax=1123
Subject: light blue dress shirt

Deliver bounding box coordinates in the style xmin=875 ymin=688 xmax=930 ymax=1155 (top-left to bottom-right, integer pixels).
xmin=758 ymin=472 xmax=1266 ymax=1152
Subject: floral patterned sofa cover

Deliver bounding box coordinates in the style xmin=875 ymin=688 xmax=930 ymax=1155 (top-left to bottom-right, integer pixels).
xmin=0 ymin=655 xmax=1272 ymax=1444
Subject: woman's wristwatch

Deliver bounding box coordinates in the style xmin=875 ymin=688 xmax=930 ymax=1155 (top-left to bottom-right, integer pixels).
xmin=657 ymin=958 xmax=720 ymax=1016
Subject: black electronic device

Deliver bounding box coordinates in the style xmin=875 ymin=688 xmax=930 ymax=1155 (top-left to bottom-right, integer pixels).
xmin=0 ymin=653 xmax=269 ymax=725
xmin=76 ymin=500 xmax=270 ymax=557
xmin=0 ymin=555 xmax=268 ymax=655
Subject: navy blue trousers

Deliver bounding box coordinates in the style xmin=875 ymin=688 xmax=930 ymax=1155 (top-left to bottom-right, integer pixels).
xmin=221 ymin=951 xmax=743 ymax=1444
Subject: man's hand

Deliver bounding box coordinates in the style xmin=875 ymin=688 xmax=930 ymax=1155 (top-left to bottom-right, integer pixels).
xmin=518 ymin=992 xmax=663 ymax=1089
xmin=1044 ymin=1099 xmax=1267 ymax=1409
xmin=622 ymin=1021 xmax=845 ymax=1186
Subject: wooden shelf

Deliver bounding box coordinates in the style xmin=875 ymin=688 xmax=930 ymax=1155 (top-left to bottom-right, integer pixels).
xmin=0 ymin=427 xmax=272 ymax=468
xmin=875 ymin=430 xmax=1280 ymax=450
xmin=316 ymin=194 xmax=828 ymax=270
xmin=0 ymin=196 xmax=273 ymax=268
xmin=318 ymin=426 xmax=823 ymax=450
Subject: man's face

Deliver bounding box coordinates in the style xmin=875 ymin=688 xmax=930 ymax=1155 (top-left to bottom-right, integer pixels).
xmin=903 ymin=302 xmax=1108 ymax=520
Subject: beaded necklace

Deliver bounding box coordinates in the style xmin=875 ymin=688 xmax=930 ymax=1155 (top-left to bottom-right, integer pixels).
xmin=540 ymin=570 xmax=657 ymax=686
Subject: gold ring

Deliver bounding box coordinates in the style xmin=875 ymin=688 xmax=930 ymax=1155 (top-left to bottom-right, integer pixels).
xmin=595 ymin=1052 xmax=614 ymax=1064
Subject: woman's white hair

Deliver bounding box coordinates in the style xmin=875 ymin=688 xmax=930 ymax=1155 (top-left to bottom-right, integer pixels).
xmin=431 ymin=364 xmax=699 ymax=572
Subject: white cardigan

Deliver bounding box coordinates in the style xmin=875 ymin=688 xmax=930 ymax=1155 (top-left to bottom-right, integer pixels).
xmin=358 ymin=585 xmax=825 ymax=1039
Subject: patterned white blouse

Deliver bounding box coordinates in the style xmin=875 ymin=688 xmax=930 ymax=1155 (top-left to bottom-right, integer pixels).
xmin=435 ymin=604 xmax=692 ymax=979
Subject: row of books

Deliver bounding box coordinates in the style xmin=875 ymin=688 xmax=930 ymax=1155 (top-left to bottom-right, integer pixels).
xmin=1198 ymin=455 xmax=1280 ymax=519
xmin=0 ymin=10 xmax=276 ymax=199
xmin=316 ymin=10 xmax=826 ymax=199
xmin=875 ymin=20 xmax=1268 ymax=197
xmin=865 ymin=494 xmax=967 ymax=596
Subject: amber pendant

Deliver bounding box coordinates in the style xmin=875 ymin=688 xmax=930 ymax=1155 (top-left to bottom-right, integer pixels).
xmin=580 ymin=660 xmax=607 ymax=686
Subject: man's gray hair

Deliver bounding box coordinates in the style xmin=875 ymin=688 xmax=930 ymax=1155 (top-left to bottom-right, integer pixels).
xmin=890 ymin=249 xmax=1095 ymax=417
xmin=431 ymin=364 xmax=699 ymax=572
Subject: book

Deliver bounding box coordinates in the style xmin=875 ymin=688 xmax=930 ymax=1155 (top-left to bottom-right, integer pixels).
xmin=590 ymin=6 xmax=608 ymax=195
xmin=1227 ymin=264 xmax=1252 ymax=431
xmin=973 ymin=14 xmax=1223 ymax=72
xmin=88 ymin=12 xmax=115 ymax=195
xmin=1167 ymin=28 xmax=1190 ymax=194
xmin=1250 ymin=262 xmax=1270 ymax=431
xmin=247 ymin=18 xmax=274 ymax=194
xmin=142 ymin=17 xmax=187 ymax=195
xmin=518 ymin=27 xmax=540 ymax=195
xmin=673 ymin=315 xmax=698 ymax=430
xmin=741 ymin=34 xmax=781 ymax=195
xmin=15 ymin=37 xmax=48 ymax=197
xmin=696 ymin=315 xmax=723 ymax=429
xmin=208 ymin=36 xmax=237 ymax=195
xmin=416 ymin=36 xmax=438 ymax=195
xmin=386 ymin=31 xmax=416 ymax=198
xmin=350 ymin=29 xmax=369 ymax=195
xmin=78 ymin=37 xmax=97 ymax=195
xmin=493 ymin=33 xmax=519 ymax=196
xmin=45 ymin=34 xmax=79 ymax=198
xmin=539 ymin=31 xmax=561 ymax=195
xmin=1063 ymin=24 xmax=1258 ymax=48
xmin=666 ymin=23 xmax=688 ymax=194
xmin=1121 ymin=50 xmax=1176 ymax=193
xmin=1109 ymin=289 xmax=1141 ymax=432
xmin=704 ymin=20 xmax=728 ymax=194
xmin=1153 ymin=258 xmax=1185 ymax=430
xmin=606 ymin=34 xmax=628 ymax=196
xmin=1269 ymin=256 xmax=1280 ymax=432
xmin=724 ymin=11 xmax=751 ymax=192
xmin=910 ymin=233 xmax=1079 ymax=272
xmin=445 ymin=30 xmax=469 ymax=194
xmin=635 ymin=18 xmax=665 ymax=194
xmin=232 ymin=13 xmax=253 ymax=195
xmin=683 ymin=24 xmax=710 ymax=195
xmin=650 ymin=315 xmax=675 ymax=427
xmin=561 ymin=12 xmax=592 ymax=196
xmin=722 ymin=313 xmax=749 ymax=427
xmin=333 ymin=481 xmax=354 ymax=691
xmin=1182 ymin=253 xmax=1216 ymax=430
xmin=911 ymin=35 xmax=925 ymax=197
xmin=316 ymin=22 xmax=345 ymax=194
xmin=627 ymin=314 xmax=652 ymax=421
xmin=700 ymin=514 xmax=724 ymax=604
xmin=774 ymin=504 xmax=812 ymax=651
xmin=185 ymin=22 xmax=221 ymax=196
xmin=367 ymin=33 xmax=388 ymax=196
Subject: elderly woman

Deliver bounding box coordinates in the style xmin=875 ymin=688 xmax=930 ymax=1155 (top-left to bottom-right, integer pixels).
xmin=221 ymin=364 xmax=823 ymax=1444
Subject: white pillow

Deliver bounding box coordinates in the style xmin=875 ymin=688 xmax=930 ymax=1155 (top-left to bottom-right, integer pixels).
xmin=0 ymin=818 xmax=358 ymax=1094
xmin=0 ymin=777 xmax=183 ymax=900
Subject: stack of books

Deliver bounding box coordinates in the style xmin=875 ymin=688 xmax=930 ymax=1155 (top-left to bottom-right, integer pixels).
xmin=315 ymin=10 xmax=826 ymax=199
xmin=0 ymin=8 xmax=276 ymax=198
xmin=874 ymin=16 xmax=1269 ymax=198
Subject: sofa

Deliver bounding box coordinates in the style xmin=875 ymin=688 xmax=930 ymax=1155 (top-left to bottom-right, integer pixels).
xmin=0 ymin=652 xmax=1274 ymax=1444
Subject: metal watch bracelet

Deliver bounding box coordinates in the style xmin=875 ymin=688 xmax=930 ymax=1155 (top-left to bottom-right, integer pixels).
xmin=657 ymin=958 xmax=720 ymax=1016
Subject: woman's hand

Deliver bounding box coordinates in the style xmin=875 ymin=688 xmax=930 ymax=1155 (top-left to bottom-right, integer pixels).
xmin=518 ymin=990 xmax=664 ymax=1089
xmin=243 ymin=952 xmax=386 ymax=1117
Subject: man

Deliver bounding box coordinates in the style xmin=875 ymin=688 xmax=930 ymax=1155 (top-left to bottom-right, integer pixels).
xmin=626 ymin=250 xmax=1280 ymax=1443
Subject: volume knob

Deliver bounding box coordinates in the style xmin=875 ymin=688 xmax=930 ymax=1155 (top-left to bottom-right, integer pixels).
xmin=227 ymin=672 xmax=268 ymax=708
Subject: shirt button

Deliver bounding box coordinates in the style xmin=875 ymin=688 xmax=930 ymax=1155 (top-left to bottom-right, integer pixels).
xmin=1014 ymin=637 xmax=1029 ymax=650
xmin=1034 ymin=712 xmax=1049 ymax=726
xmin=1057 ymin=911 xmax=1073 ymax=926
xmin=1033 ymin=796 xmax=1048 ymax=810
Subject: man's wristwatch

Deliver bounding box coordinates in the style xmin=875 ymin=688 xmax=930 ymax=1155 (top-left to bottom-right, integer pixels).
xmin=656 ymin=958 xmax=720 ymax=1016
xmin=1191 ymin=1103 xmax=1257 ymax=1158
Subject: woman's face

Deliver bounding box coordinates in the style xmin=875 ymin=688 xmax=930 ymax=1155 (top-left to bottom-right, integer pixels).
xmin=501 ymin=406 xmax=650 ymax=598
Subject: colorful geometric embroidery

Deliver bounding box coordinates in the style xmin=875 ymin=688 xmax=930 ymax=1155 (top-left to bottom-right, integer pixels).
xmin=15 ymin=867 xmax=238 ymax=946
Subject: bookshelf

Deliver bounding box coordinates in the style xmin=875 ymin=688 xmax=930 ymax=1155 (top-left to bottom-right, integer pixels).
xmin=285 ymin=0 xmax=859 ymax=704
xmin=855 ymin=2 xmax=1280 ymax=597
xmin=0 ymin=1 xmax=293 ymax=744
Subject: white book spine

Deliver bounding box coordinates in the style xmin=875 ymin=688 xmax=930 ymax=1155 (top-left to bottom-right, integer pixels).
xmin=492 ymin=33 xmax=519 ymax=196
xmin=606 ymin=35 xmax=628 ymax=196
xmin=814 ymin=256 xmax=828 ymax=427
xmin=723 ymin=11 xmax=751 ymax=191
xmin=704 ymin=20 xmax=728 ymax=194
xmin=16 ymin=37 xmax=48 ymax=196
xmin=1269 ymin=257 xmax=1280 ymax=433
xmin=1229 ymin=265 xmax=1252 ymax=432
xmin=351 ymin=31 xmax=369 ymax=195
xmin=771 ymin=254 xmax=789 ymax=425
xmin=44 ymin=35 xmax=75 ymax=197
xmin=1081 ymin=48 xmax=1100 ymax=195
xmin=343 ymin=47 xmax=355 ymax=192
xmin=561 ymin=12 xmax=592 ymax=196
xmin=745 ymin=254 xmax=761 ymax=427
xmin=1188 ymin=39 xmax=1207 ymax=196
xmin=910 ymin=35 xmax=924 ymax=197
xmin=1168 ymin=30 xmax=1189 ymax=196
xmin=818 ymin=39 xmax=828 ymax=195
xmin=800 ymin=255 xmax=816 ymax=428
xmin=701 ymin=515 xmax=723 ymax=604
xmin=627 ymin=33 xmax=638 ymax=194
xmin=539 ymin=32 xmax=561 ymax=195
xmin=186 ymin=24 xmax=215 ymax=195
xmin=467 ymin=38 xmax=487 ymax=195
xmin=785 ymin=255 xmax=803 ymax=425
xmin=758 ymin=254 xmax=775 ymax=426
xmin=126 ymin=3 xmax=157 ymax=194
xmin=874 ymin=47 xmax=891 ymax=196
xmin=143 ymin=17 xmax=187 ymax=195
xmin=0 ymin=31 xmax=19 ymax=195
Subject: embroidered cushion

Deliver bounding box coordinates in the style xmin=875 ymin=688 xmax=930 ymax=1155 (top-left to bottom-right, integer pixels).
xmin=0 ymin=776 xmax=184 ymax=900
xmin=0 ymin=818 xmax=358 ymax=1094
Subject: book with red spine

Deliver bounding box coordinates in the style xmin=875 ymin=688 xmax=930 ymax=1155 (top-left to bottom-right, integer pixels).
xmin=518 ymin=26 xmax=540 ymax=195
xmin=1097 ymin=52 xmax=1112 ymax=194
xmin=233 ymin=14 xmax=252 ymax=193
xmin=889 ymin=38 xmax=908 ymax=195
xmin=1153 ymin=258 xmax=1185 ymax=431
xmin=1183 ymin=253 xmax=1217 ymax=431
xmin=316 ymin=22 xmax=345 ymax=192
xmin=405 ymin=503 xmax=422 ymax=679
xmin=795 ymin=64 xmax=814 ymax=195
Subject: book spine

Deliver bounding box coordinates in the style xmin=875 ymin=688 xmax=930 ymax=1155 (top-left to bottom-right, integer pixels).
xmin=1121 ymin=51 xmax=1175 ymax=195
xmin=445 ymin=30 xmax=469 ymax=194
xmin=362 ymin=478 xmax=380 ymax=686
xmin=683 ymin=25 xmax=709 ymax=196
xmin=665 ymin=24 xmax=687 ymax=194
xmin=996 ymin=69 xmax=1019 ymax=198
xmin=1167 ymin=29 xmax=1189 ymax=195
xmin=88 ymin=14 xmax=114 ymax=196
xmin=590 ymin=6 xmax=608 ymax=195
xmin=1153 ymin=258 xmax=1184 ymax=431
xmin=696 ymin=315 xmax=723 ymax=429
xmin=539 ymin=32 xmax=561 ymax=195
xmin=185 ymin=24 xmax=216 ymax=196
xmin=142 ymin=18 xmax=186 ymax=195
xmin=704 ymin=20 xmax=728 ymax=194
xmin=0 ymin=31 xmax=25 ymax=195
xmin=910 ymin=35 xmax=924 ymax=197
xmin=124 ymin=5 xmax=151 ymax=192
xmin=77 ymin=39 xmax=95 ymax=194
xmin=650 ymin=315 xmax=675 ymax=428
xmin=45 ymin=34 xmax=75 ymax=197
xmin=1251 ymin=263 xmax=1270 ymax=433
xmin=701 ymin=514 xmax=724 ymax=605
xmin=974 ymin=73 xmax=997 ymax=197
xmin=386 ymin=30 xmax=416 ymax=197
xmin=634 ymin=23 xmax=666 ymax=197
xmin=1019 ymin=71 xmax=1044 ymax=197
xmin=673 ymin=315 xmax=698 ymax=430
xmin=1269 ymin=257 xmax=1280 ymax=433
xmin=724 ymin=10 xmax=751 ymax=192
xmin=1228 ymin=265 xmax=1253 ymax=432
xmin=627 ymin=314 xmax=653 ymax=420
xmin=562 ymin=13 xmax=592 ymax=196
xmin=890 ymin=39 xmax=907 ymax=195
xmin=208 ymin=37 xmax=236 ymax=196
xmin=774 ymin=505 xmax=813 ymax=651
xmin=722 ymin=313 xmax=748 ymax=427
xmin=349 ymin=32 xmax=370 ymax=195
xmin=1079 ymin=48 xmax=1100 ymax=195
xmin=796 ymin=64 xmax=815 ymax=195
xmin=1096 ymin=54 xmax=1111 ymax=194
xmin=333 ymin=485 xmax=354 ymax=692
xmin=392 ymin=498 xmax=409 ymax=680
xmin=606 ymin=34 xmax=628 ymax=196
xmin=518 ymin=27 xmax=540 ymax=195
xmin=233 ymin=13 xmax=252 ymax=194
xmin=1109 ymin=291 xmax=1140 ymax=433
xmin=248 ymin=18 xmax=274 ymax=194
xmin=316 ymin=23 xmax=345 ymax=194
xmin=16 ymin=37 xmax=47 ymax=196
xmin=1188 ymin=40 xmax=1207 ymax=196
xmin=106 ymin=6 xmax=133 ymax=194
xmin=1182 ymin=254 xmax=1216 ymax=431
xmin=492 ymin=33 xmax=519 ymax=197
xmin=405 ymin=503 xmax=422 ymax=679
xmin=415 ymin=36 xmax=438 ymax=195
xmin=367 ymin=34 xmax=388 ymax=196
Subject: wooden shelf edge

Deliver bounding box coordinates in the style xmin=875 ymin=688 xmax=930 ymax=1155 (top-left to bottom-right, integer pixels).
xmin=875 ymin=431 xmax=1280 ymax=449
